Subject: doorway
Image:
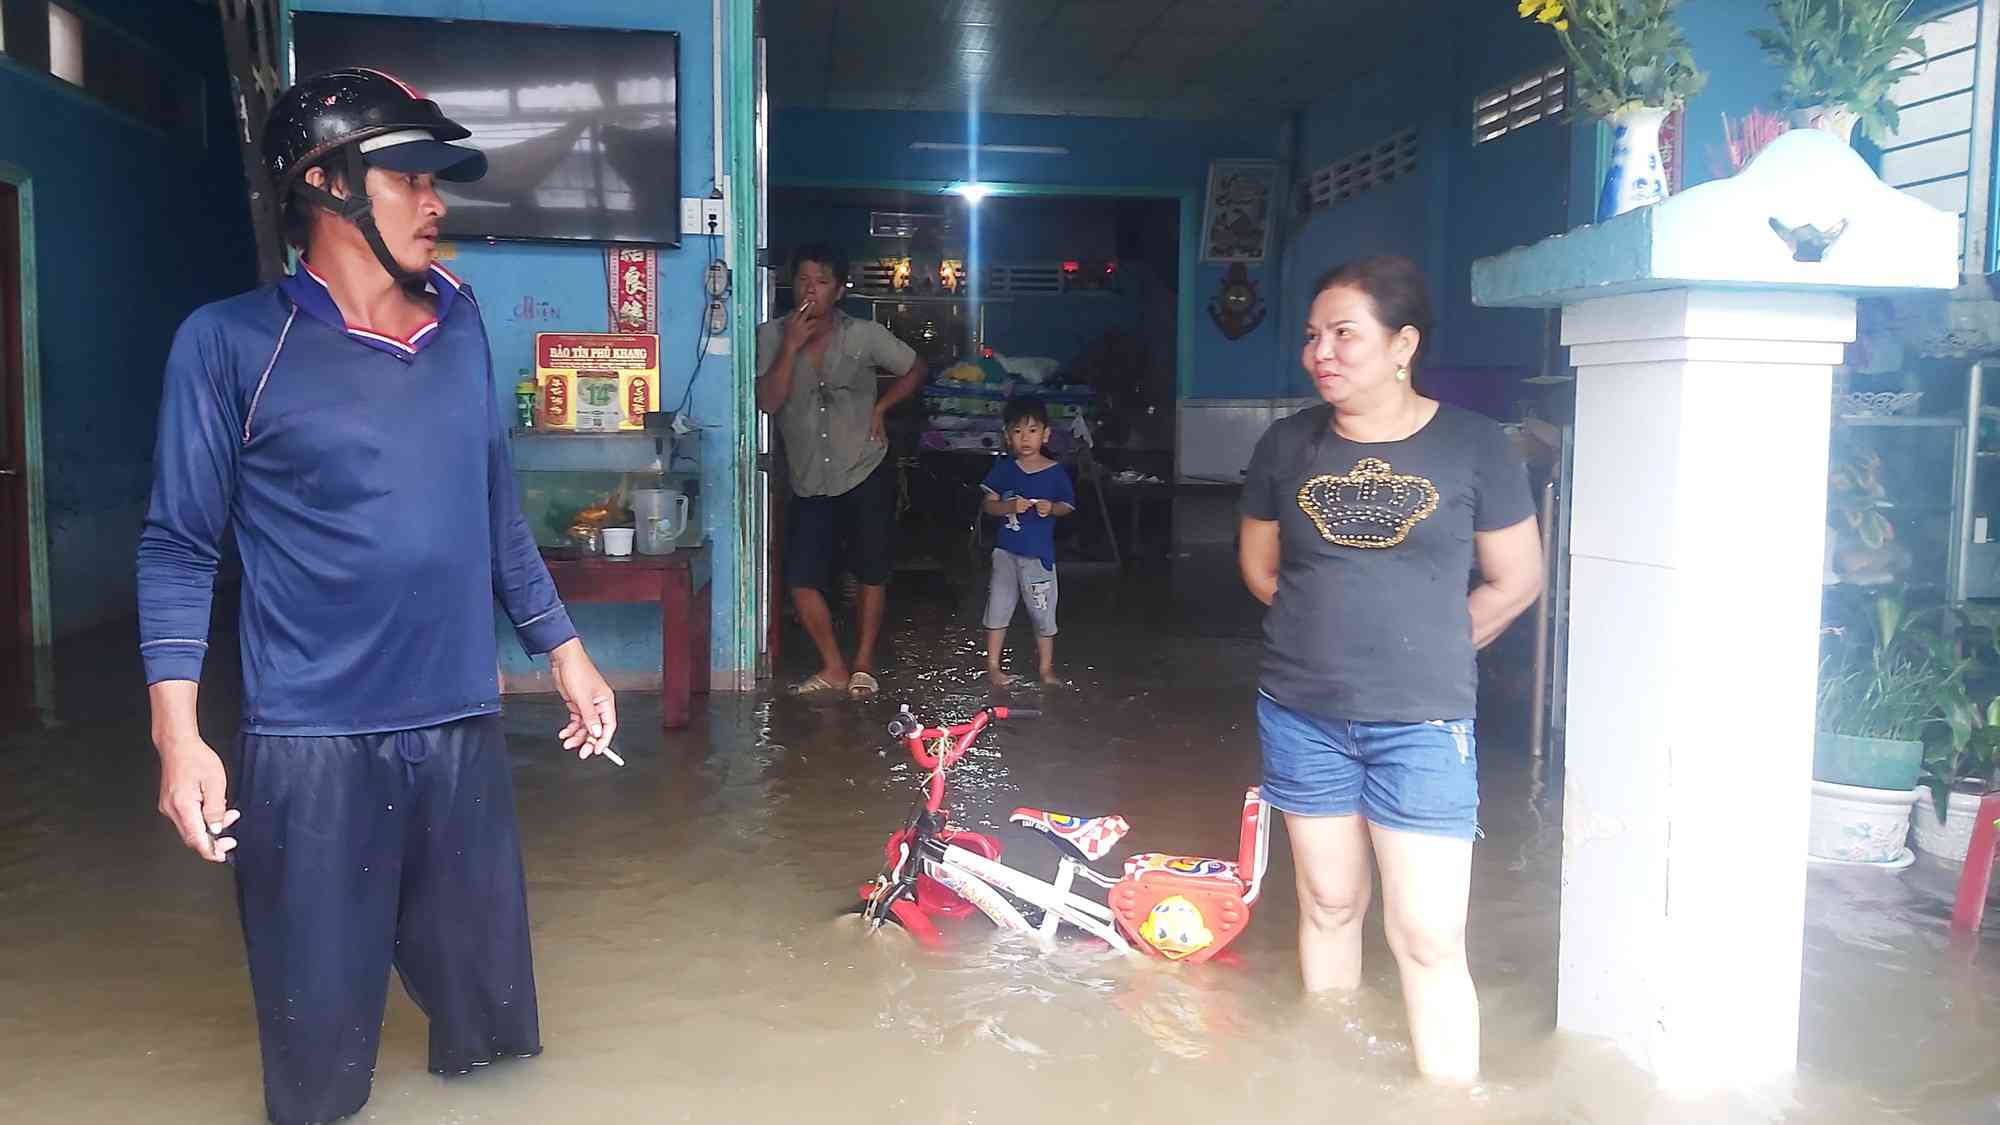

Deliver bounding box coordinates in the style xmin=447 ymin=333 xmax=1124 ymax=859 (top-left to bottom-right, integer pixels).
xmin=0 ymin=178 xmax=33 ymax=715
xmin=765 ymin=184 xmax=1188 ymax=581
xmin=0 ymin=170 xmax=49 ymax=722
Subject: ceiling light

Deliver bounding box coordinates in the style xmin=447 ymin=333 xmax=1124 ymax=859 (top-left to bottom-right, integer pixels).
xmin=911 ymin=142 xmax=1069 ymax=156
xmin=950 ymin=182 xmax=991 ymax=204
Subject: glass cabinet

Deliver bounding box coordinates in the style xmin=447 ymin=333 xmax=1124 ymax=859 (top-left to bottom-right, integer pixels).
xmin=1828 ymin=354 xmax=1971 ymax=600
xmin=510 ymin=430 xmax=701 ymax=552
xmin=1958 ymin=361 xmax=2000 ymax=600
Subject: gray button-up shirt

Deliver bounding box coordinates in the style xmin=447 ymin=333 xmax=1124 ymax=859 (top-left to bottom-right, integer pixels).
xmin=756 ymin=312 xmax=917 ymax=498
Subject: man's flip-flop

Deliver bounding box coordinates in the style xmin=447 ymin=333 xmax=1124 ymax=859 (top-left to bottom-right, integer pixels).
xmin=847 ymin=671 xmax=880 ymax=700
xmin=789 ymin=673 xmax=842 ymax=697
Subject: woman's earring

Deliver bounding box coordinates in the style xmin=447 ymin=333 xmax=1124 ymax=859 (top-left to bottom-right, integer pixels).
xmin=1395 ymin=366 xmax=1409 ymax=382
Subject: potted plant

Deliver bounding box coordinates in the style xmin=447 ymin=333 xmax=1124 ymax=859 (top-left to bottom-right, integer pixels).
xmin=1810 ymin=588 xmax=1962 ymax=863
xmin=1912 ymin=605 xmax=2000 ymax=861
xmin=1913 ymin=720 xmax=1999 ymax=861
xmin=1519 ymin=0 xmax=1706 ymax=220
xmin=1750 ymin=0 xmax=1927 ymax=145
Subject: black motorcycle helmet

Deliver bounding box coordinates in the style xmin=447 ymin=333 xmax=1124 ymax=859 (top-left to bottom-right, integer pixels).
xmin=262 ymin=68 xmax=487 ymax=282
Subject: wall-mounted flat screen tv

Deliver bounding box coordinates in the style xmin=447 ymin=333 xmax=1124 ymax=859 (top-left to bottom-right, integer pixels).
xmin=292 ymin=13 xmax=680 ymax=247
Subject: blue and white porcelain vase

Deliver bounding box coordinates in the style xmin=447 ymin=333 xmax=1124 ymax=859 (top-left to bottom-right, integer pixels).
xmin=1596 ymin=104 xmax=1670 ymax=222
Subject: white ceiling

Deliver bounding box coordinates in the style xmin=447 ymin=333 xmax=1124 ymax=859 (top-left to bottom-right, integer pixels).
xmin=763 ymin=0 xmax=1418 ymax=120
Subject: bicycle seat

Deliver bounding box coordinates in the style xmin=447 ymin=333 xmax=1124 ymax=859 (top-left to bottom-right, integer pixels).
xmin=1121 ymin=852 xmax=1241 ymax=886
xmin=1009 ymin=807 xmax=1130 ymax=862
xmin=1106 ymin=789 xmax=1270 ymax=964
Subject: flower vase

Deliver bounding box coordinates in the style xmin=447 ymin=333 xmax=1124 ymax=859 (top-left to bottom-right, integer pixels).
xmin=1789 ymin=105 xmax=1860 ymax=145
xmin=1596 ymin=105 xmax=1671 ymax=222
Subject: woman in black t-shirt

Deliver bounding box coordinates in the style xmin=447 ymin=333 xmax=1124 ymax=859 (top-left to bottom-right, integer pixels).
xmin=1238 ymin=256 xmax=1542 ymax=1082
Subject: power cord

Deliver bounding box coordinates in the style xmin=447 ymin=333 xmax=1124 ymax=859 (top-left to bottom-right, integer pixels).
xmin=677 ymin=205 xmax=728 ymax=417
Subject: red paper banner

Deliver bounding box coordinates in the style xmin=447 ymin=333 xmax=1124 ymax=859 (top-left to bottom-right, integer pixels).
xmin=606 ymin=247 xmax=658 ymax=334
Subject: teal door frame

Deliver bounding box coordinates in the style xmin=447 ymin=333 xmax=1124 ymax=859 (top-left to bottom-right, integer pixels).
xmin=0 ymin=164 xmax=50 ymax=653
xmin=767 ymin=177 xmax=1202 ymax=400
xmin=725 ymin=0 xmax=759 ymax=688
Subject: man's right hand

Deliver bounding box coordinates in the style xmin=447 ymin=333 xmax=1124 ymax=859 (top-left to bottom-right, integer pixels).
xmin=781 ymin=297 xmax=823 ymax=352
xmin=157 ymin=736 xmax=238 ymax=863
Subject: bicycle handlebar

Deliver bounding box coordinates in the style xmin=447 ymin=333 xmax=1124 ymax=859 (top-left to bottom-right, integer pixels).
xmin=886 ymin=705 xmax=1038 ymax=744
xmin=890 ymin=707 xmax=1038 ymax=812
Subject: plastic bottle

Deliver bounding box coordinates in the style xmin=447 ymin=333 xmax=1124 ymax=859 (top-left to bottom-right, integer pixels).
xmin=514 ymin=368 xmax=537 ymax=430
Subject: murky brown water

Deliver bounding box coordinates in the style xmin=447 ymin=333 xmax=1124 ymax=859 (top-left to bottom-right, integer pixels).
xmin=2 ymin=553 xmax=1996 ymax=1123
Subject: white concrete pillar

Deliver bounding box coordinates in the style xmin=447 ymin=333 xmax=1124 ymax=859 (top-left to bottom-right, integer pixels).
xmin=1471 ymin=130 xmax=1960 ymax=1092
xmin=1558 ymin=288 xmax=1850 ymax=1087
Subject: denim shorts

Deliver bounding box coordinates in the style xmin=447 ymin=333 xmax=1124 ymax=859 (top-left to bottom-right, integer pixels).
xmin=1256 ymin=692 xmax=1479 ymax=839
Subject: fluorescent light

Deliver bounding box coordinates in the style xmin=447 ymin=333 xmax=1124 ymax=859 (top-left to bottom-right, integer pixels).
xmin=910 ymin=142 xmax=1069 ymax=156
xmin=950 ymin=182 xmax=990 ymax=204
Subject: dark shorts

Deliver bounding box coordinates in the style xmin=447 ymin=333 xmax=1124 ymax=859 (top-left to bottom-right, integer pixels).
xmin=784 ymin=455 xmax=895 ymax=591
xmin=1256 ymin=692 xmax=1480 ymax=839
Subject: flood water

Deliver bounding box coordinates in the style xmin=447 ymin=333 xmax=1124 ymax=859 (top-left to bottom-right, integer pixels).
xmin=2 ymin=552 xmax=1996 ymax=1123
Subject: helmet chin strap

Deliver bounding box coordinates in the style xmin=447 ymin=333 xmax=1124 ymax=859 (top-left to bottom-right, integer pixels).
xmin=293 ymin=145 xmax=431 ymax=286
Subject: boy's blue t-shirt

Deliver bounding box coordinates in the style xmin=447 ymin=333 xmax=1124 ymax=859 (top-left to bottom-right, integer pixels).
xmin=981 ymin=456 xmax=1076 ymax=569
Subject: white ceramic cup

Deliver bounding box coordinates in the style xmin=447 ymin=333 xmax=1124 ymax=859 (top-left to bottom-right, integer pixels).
xmin=601 ymin=527 xmax=635 ymax=558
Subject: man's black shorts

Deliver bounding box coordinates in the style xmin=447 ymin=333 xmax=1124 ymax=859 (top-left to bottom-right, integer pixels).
xmin=784 ymin=455 xmax=895 ymax=591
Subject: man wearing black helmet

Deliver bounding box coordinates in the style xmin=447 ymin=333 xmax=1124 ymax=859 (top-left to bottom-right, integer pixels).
xmin=136 ymin=69 xmax=617 ymax=1125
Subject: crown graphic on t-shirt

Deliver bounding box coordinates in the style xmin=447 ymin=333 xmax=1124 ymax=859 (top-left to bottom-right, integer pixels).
xmin=1296 ymin=457 xmax=1440 ymax=549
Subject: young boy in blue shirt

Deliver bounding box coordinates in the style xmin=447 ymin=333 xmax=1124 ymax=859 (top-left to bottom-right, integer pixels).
xmin=980 ymin=399 xmax=1076 ymax=686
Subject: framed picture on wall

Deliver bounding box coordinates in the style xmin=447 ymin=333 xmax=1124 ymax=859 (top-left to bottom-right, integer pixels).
xmin=1200 ymin=160 xmax=1278 ymax=263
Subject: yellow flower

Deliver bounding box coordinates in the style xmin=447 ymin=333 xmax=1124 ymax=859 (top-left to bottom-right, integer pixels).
xmin=1520 ymin=0 xmax=1565 ymax=25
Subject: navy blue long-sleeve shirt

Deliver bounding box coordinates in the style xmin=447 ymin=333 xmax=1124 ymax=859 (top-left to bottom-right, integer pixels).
xmin=137 ymin=263 xmax=576 ymax=736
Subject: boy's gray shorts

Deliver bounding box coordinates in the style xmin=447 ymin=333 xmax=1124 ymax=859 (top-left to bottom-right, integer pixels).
xmin=984 ymin=549 xmax=1058 ymax=636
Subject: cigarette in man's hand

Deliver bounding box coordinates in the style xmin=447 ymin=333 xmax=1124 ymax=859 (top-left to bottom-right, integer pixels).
xmin=599 ymin=747 xmax=626 ymax=767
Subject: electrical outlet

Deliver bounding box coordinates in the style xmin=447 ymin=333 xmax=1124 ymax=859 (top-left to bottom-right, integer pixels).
xmin=681 ymin=196 xmax=728 ymax=237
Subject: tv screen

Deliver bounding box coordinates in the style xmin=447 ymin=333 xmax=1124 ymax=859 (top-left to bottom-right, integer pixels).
xmin=291 ymin=13 xmax=680 ymax=247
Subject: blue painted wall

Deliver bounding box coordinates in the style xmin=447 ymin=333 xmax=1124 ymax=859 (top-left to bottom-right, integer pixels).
xmin=1279 ymin=57 xmax=1444 ymax=403
xmin=770 ymin=107 xmax=1282 ymax=401
xmin=290 ymin=0 xmax=744 ymax=683
xmin=1439 ymin=9 xmax=1572 ymax=381
xmin=0 ymin=0 xmax=257 ymax=639
xmin=1277 ymin=6 xmax=1568 ymax=409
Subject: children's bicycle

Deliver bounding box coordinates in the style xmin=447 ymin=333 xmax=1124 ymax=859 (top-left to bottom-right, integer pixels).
xmin=856 ymin=704 xmax=1272 ymax=963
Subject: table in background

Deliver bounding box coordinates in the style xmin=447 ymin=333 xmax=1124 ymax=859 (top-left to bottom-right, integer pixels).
xmin=541 ymin=549 xmax=710 ymax=729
